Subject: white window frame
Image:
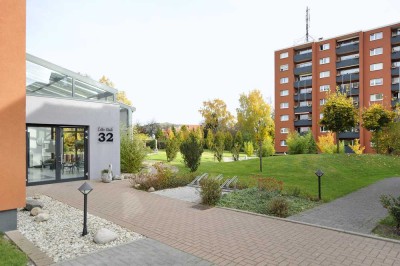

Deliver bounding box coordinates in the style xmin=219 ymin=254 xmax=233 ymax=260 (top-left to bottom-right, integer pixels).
xmin=280 ymin=90 xmax=289 ymax=96
xmin=319 ymin=57 xmax=330 ymax=65
xmin=370 ymin=93 xmax=383 ymax=102
xmin=280 ymin=52 xmax=288 ymax=59
xmin=280 ymin=77 xmax=289 ymax=84
xmin=280 ymin=115 xmax=289 ymax=121
xmin=319 ymin=113 xmax=324 ymax=119
xmin=319 ymin=85 xmax=330 ymax=92
xmin=280 ymin=128 xmax=289 ymax=134
xmin=320 ymin=99 xmax=327 ymax=106
xmin=319 ymin=43 xmax=330 ymax=51
xmin=320 ymin=126 xmax=328 ymax=133
xmin=280 ymin=64 xmax=288 ymax=71
xmin=280 ymin=140 xmax=287 ymax=147
xmin=370 ymin=63 xmax=383 ymax=71
xmin=370 ymin=78 xmax=383 ymax=86
xmin=320 ymin=71 xmax=330 ymax=78
xmin=370 ymin=32 xmax=383 ymax=41
xmin=280 ymin=102 xmax=289 ymax=109
xmin=370 ymin=47 xmax=383 ymax=56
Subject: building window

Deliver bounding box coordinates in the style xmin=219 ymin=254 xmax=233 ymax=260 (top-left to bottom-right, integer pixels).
xmin=280 ymin=115 xmax=289 ymax=121
xmin=280 ymin=77 xmax=289 ymax=84
xmin=299 ymin=127 xmax=310 ymax=133
xmin=320 ymin=71 xmax=330 ymax=78
xmin=320 ymin=113 xmax=324 ymax=119
xmin=370 ymin=142 xmax=375 ymax=147
xmin=319 ymin=43 xmax=330 ymax=51
xmin=296 ymin=62 xmax=312 ymax=68
xmin=300 ymin=87 xmax=312 ymax=94
xmin=370 ymin=47 xmax=383 ymax=56
xmin=370 ymin=63 xmax=383 ymax=71
xmin=370 ymin=32 xmax=383 ymax=41
xmin=370 ymin=93 xmax=383 ymax=102
xmin=370 ymin=78 xmax=383 ymax=86
xmin=320 ymin=99 xmax=327 ymax=106
xmin=320 ymin=126 xmax=328 ymax=133
xmin=392 ymin=77 xmax=400 ymax=84
xmin=319 ymin=57 xmax=330 ymax=65
xmin=280 ymin=90 xmax=289 ymax=96
xmin=280 ymin=64 xmax=288 ymax=71
xmin=280 ymin=102 xmax=289 ymax=109
xmin=280 ymin=128 xmax=289 ymax=134
xmin=320 ymin=85 xmax=330 ymax=92
xmin=280 ymin=52 xmax=288 ymax=59
xmin=280 ymin=140 xmax=287 ymax=147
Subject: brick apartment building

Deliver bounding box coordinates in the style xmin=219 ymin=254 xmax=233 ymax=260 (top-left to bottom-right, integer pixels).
xmin=274 ymin=22 xmax=400 ymax=154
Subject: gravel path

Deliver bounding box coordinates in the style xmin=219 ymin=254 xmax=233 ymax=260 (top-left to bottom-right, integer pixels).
xmin=18 ymin=195 xmax=143 ymax=263
xmin=288 ymin=177 xmax=400 ymax=234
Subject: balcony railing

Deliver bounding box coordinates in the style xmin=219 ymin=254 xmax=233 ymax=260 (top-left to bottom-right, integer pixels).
xmin=294 ymin=119 xmax=312 ymax=127
xmin=338 ymin=131 xmax=360 ymax=139
xmin=392 ymin=83 xmax=400 ymax=92
xmin=294 ymin=93 xmax=312 ymax=101
xmin=294 ymin=52 xmax=312 ymax=63
xmin=336 ymin=73 xmax=359 ymax=83
xmin=294 ymin=65 xmax=312 ymax=75
xmin=294 ymin=106 xmax=312 ymax=113
xmin=391 ymin=99 xmax=400 ymax=107
xmin=336 ymin=58 xmax=359 ymax=69
xmin=392 ymin=51 xmax=400 ymax=60
xmin=294 ymin=79 xmax=312 ymax=88
xmin=338 ymin=87 xmax=359 ymax=95
xmin=336 ymin=43 xmax=359 ymax=55
xmin=392 ymin=35 xmax=400 ymax=45
xmin=392 ymin=67 xmax=400 ymax=76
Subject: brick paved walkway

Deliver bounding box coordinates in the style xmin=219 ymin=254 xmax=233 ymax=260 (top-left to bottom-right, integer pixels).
xmin=28 ymin=180 xmax=400 ymax=265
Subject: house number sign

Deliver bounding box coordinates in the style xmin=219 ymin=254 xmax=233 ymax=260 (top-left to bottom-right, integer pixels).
xmin=98 ymin=127 xmax=114 ymax=143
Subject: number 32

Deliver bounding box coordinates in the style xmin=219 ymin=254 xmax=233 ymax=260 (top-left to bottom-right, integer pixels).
xmin=98 ymin=133 xmax=113 ymax=142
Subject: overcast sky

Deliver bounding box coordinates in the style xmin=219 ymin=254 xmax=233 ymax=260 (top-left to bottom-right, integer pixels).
xmin=27 ymin=0 xmax=400 ymax=125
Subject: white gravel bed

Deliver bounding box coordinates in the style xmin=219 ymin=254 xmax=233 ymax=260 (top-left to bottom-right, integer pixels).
xmin=153 ymin=186 xmax=202 ymax=203
xmin=18 ymin=195 xmax=143 ymax=263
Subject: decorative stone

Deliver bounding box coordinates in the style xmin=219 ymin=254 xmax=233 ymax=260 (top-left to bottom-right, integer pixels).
xmin=38 ymin=209 xmax=49 ymax=215
xmin=25 ymin=199 xmax=44 ymax=211
xmin=113 ymin=175 xmax=122 ymax=180
xmin=148 ymin=187 xmax=155 ymax=192
xmin=30 ymin=207 xmax=42 ymax=216
xmin=93 ymin=228 xmax=118 ymax=244
xmin=134 ymin=184 xmax=141 ymax=189
xmin=35 ymin=212 xmax=50 ymax=222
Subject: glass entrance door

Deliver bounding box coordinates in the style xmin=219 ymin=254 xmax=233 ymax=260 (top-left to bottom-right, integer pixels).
xmin=27 ymin=125 xmax=88 ymax=185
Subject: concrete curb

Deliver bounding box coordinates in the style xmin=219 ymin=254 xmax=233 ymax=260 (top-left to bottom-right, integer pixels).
xmin=217 ymin=206 xmax=400 ymax=245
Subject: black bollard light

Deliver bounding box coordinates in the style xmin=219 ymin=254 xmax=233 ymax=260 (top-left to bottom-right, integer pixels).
xmin=315 ymin=169 xmax=324 ymax=201
xmin=78 ymin=182 xmax=93 ymax=236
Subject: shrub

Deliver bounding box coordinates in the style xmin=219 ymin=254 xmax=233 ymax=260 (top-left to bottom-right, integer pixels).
xmin=213 ymin=131 xmax=225 ymax=162
xmin=224 ymin=131 xmax=233 ymax=151
xmin=287 ymin=132 xmax=316 ymax=154
xmin=231 ymin=131 xmax=243 ymax=161
xmin=255 ymin=176 xmax=284 ymax=193
xmin=243 ymin=141 xmax=254 ymax=156
xmin=200 ymin=177 xmax=222 ymax=205
xmin=258 ymin=137 xmax=275 ymax=157
xmin=146 ymin=139 xmax=156 ymax=150
xmin=180 ymin=132 xmax=204 ymax=172
xmin=349 ymin=139 xmax=365 ymax=154
xmin=287 ymin=187 xmax=301 ymax=197
xmin=317 ymin=132 xmax=345 ymax=154
xmin=120 ymin=128 xmax=149 ymax=173
xmin=380 ymin=194 xmax=400 ymax=231
xmin=205 ymin=129 xmax=214 ymax=150
xmin=304 ymin=132 xmax=318 ymax=154
xmin=165 ymin=136 xmax=179 ymax=162
xmin=268 ymin=196 xmax=290 ymax=218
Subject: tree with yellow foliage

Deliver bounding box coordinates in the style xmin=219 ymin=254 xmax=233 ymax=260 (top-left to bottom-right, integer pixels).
xmin=99 ymin=75 xmax=132 ymax=106
xmin=199 ymin=99 xmax=234 ymax=133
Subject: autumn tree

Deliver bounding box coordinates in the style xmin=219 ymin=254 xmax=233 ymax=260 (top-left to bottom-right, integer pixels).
xmin=199 ymin=99 xmax=235 ymax=133
xmin=99 ymin=75 xmax=132 ymax=106
xmin=236 ymin=89 xmax=274 ymax=143
xmin=320 ymin=91 xmax=358 ymax=153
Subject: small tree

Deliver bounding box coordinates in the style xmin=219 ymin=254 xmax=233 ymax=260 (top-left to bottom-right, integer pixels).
xmin=243 ymin=141 xmax=254 ymax=156
xmin=320 ymin=90 xmax=358 ymax=153
xmin=349 ymin=139 xmax=365 ymax=154
xmin=213 ymin=131 xmax=225 ymax=162
xmin=317 ymin=133 xmax=336 ymax=154
xmin=224 ymin=131 xmax=233 ymax=151
xmin=205 ymin=129 xmax=214 ymax=150
xmin=120 ymin=127 xmax=149 ymax=173
xmin=231 ymin=131 xmax=243 ymax=161
xmin=165 ymin=136 xmax=179 ymax=162
xmin=180 ymin=132 xmax=204 ymax=172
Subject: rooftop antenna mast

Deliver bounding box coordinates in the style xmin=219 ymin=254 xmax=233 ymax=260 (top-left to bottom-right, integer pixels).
xmin=306 ymin=6 xmax=310 ymax=42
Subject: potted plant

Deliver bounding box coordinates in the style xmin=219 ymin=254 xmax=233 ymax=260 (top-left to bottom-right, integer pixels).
xmin=101 ymin=169 xmax=111 ymax=183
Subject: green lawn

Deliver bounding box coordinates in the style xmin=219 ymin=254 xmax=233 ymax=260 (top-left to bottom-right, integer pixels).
xmin=146 ymin=150 xmax=400 ymax=202
xmin=0 ymin=233 xmax=28 ymax=266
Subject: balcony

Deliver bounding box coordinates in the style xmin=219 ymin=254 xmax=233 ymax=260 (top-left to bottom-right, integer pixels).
xmin=338 ymin=87 xmax=359 ymax=95
xmin=294 ymin=52 xmax=312 ymax=63
xmin=392 ymin=83 xmax=400 ymax=92
xmin=336 ymin=73 xmax=359 ymax=83
xmin=294 ymin=79 xmax=312 ymax=88
xmin=294 ymin=106 xmax=312 ymax=113
xmin=392 ymin=99 xmax=400 ymax=107
xmin=294 ymin=93 xmax=312 ymax=101
xmin=294 ymin=65 xmax=312 ymax=75
xmin=336 ymin=43 xmax=359 ymax=55
xmin=392 ymin=67 xmax=400 ymax=76
xmin=336 ymin=58 xmax=359 ymax=69
xmin=392 ymin=51 xmax=400 ymax=60
xmin=392 ymin=35 xmax=400 ymax=45
xmin=294 ymin=119 xmax=312 ymax=127
xmin=338 ymin=131 xmax=360 ymax=139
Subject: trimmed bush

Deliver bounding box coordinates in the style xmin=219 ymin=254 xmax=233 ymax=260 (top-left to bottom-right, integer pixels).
xmin=166 ymin=137 xmax=179 ymax=162
xmin=121 ymin=129 xmax=149 ymax=173
xmin=213 ymin=131 xmax=225 ymax=162
xmin=268 ymin=196 xmax=290 ymax=218
xmin=200 ymin=177 xmax=222 ymax=205
xmin=180 ymin=132 xmax=204 ymax=172
xmin=287 ymin=132 xmax=317 ymax=154
xmin=243 ymin=141 xmax=254 ymax=156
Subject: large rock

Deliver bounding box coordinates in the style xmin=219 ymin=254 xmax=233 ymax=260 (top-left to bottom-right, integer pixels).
xmin=93 ymin=228 xmax=118 ymax=244
xmin=25 ymin=199 xmax=44 ymax=211
xmin=35 ymin=212 xmax=50 ymax=222
xmin=30 ymin=207 xmax=42 ymax=216
xmin=148 ymin=187 xmax=155 ymax=192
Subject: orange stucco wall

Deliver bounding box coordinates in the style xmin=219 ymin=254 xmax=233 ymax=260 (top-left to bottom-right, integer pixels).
xmin=0 ymin=1 xmax=26 ymax=211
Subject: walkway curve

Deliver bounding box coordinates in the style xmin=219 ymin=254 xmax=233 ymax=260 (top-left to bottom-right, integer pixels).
xmin=289 ymin=177 xmax=400 ymax=234
xmin=28 ymin=180 xmax=400 ymax=265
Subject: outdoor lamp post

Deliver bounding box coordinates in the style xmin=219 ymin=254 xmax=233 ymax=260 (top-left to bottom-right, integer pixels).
xmin=78 ymin=182 xmax=93 ymax=236
xmin=315 ymin=169 xmax=324 ymax=201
